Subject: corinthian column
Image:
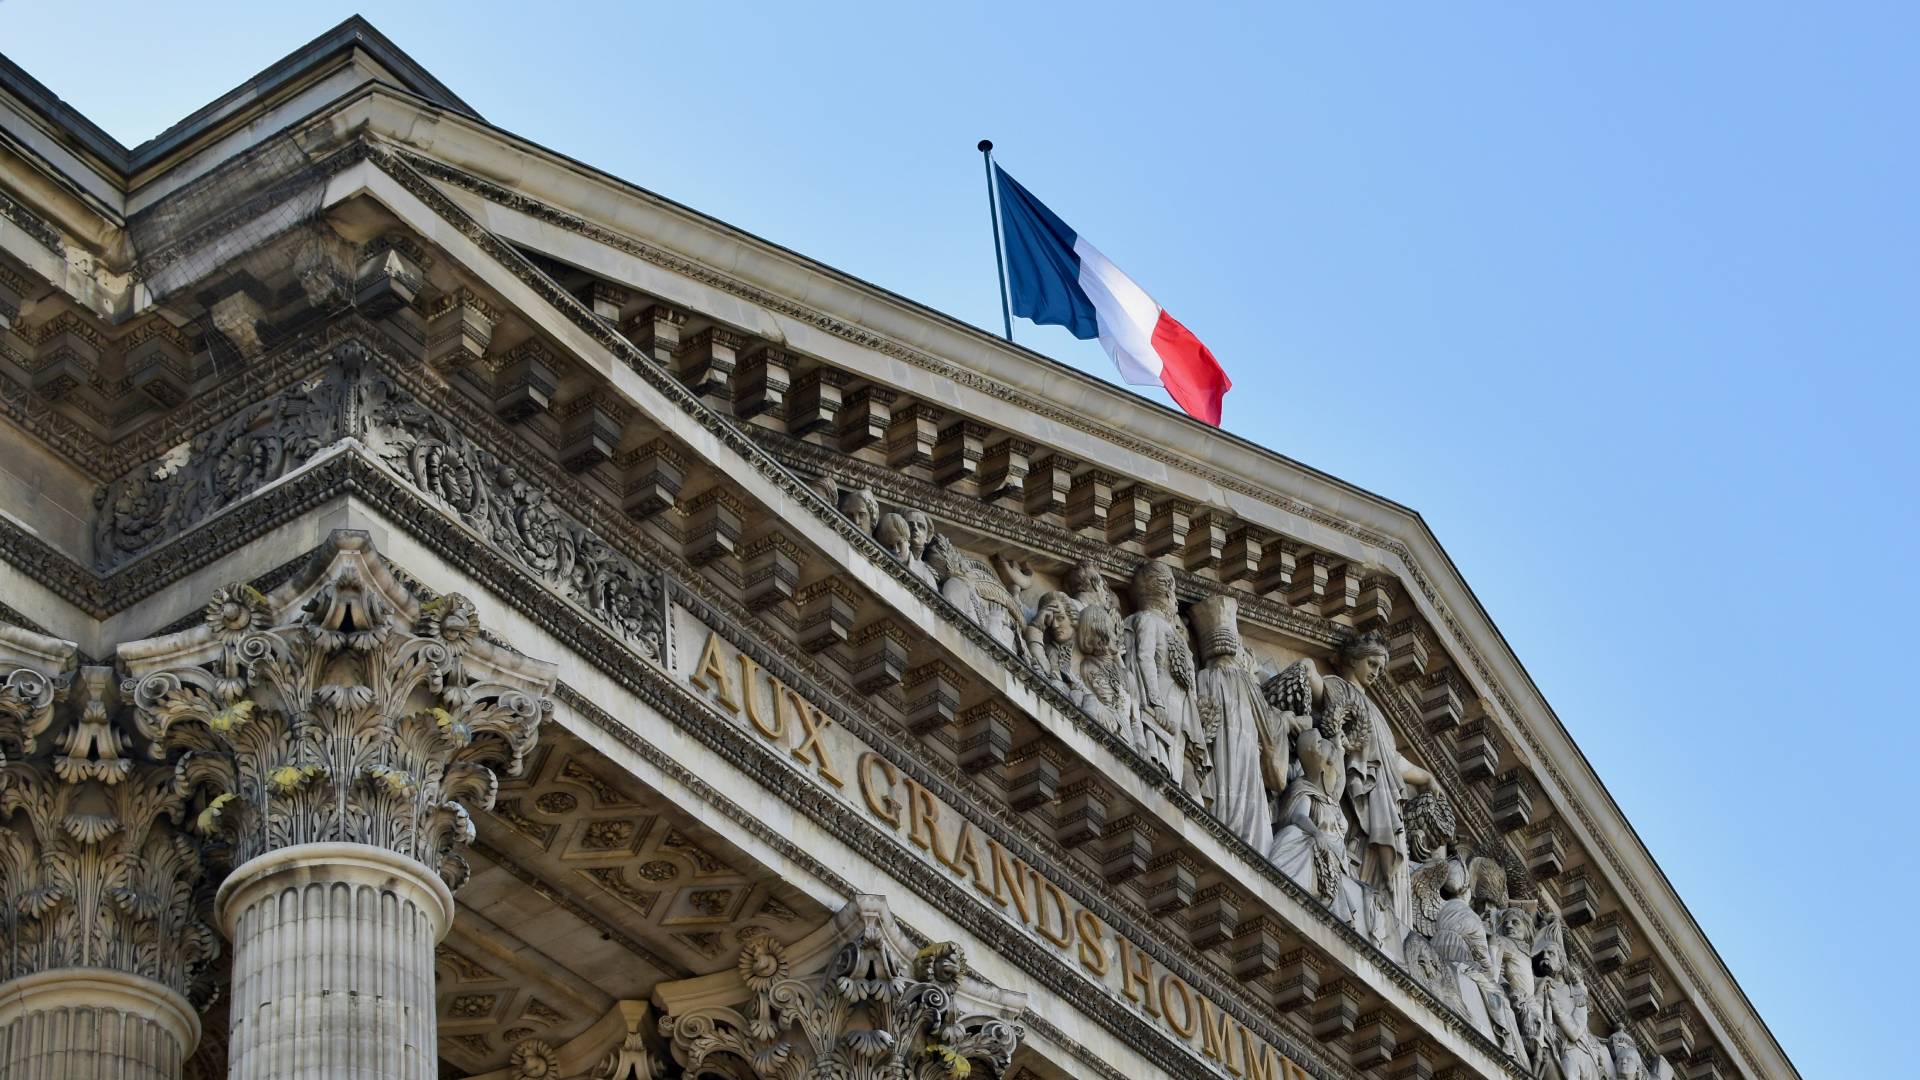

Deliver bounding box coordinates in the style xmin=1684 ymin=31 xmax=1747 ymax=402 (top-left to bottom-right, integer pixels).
xmin=0 ymin=632 xmax=217 ymax=1080
xmin=121 ymin=531 xmax=556 ymax=1080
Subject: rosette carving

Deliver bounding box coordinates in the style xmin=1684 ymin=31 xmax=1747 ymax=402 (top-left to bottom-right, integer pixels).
xmin=658 ymin=895 xmax=1025 ymax=1080
xmin=118 ymin=530 xmax=558 ymax=888
xmin=0 ymin=629 xmax=219 ymax=1004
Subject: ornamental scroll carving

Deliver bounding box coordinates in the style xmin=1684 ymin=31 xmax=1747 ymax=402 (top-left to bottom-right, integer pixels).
xmin=656 ymin=895 xmax=1025 ymax=1080
xmin=88 ymin=341 xmax=666 ymax=659
xmin=0 ymin=627 xmax=219 ymax=1004
xmin=92 ymin=369 xmax=343 ymax=571
xmin=117 ymin=530 xmax=558 ymax=889
xmin=354 ymin=362 xmax=667 ymax=660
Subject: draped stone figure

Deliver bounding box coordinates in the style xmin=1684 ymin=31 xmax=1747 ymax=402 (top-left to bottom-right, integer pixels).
xmin=1123 ymin=562 xmax=1203 ymax=792
xmin=1414 ymin=856 xmax=1530 ymax=1065
xmin=1066 ymin=560 xmax=1122 ymax=625
xmin=1267 ymin=711 xmax=1363 ymax=924
xmin=1533 ymin=921 xmax=1611 ymax=1080
xmin=1189 ymin=595 xmax=1279 ymax=847
xmin=1486 ymin=905 xmax=1546 ymax=1069
xmin=1075 ymin=605 xmax=1140 ymax=744
xmin=1267 ymin=630 xmax=1432 ymax=936
xmin=1610 ymin=1028 xmax=1650 ymax=1080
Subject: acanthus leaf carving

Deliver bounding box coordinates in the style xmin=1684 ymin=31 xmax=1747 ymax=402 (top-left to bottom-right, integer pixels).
xmin=119 ymin=529 xmax=557 ymax=888
xmin=657 ymin=895 xmax=1024 ymax=1080
xmin=0 ymin=630 xmax=220 ymax=1005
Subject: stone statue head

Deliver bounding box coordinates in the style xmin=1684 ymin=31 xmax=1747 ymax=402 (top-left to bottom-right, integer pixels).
xmin=837 ymin=486 xmax=880 ymax=535
xmin=1532 ymin=922 xmax=1566 ymax=977
xmin=1130 ymin=559 xmax=1178 ymax=613
xmin=1610 ymin=1028 xmax=1646 ymax=1075
xmin=906 ymin=510 xmax=933 ymax=559
xmin=925 ymin=534 xmax=960 ymax=583
xmin=1076 ymin=604 xmax=1118 ymax=660
xmin=1441 ymin=858 xmax=1469 ymax=900
xmin=1066 ymin=560 xmax=1116 ymax=610
xmin=1034 ymin=591 xmax=1077 ymax=645
xmin=1336 ymin=629 xmax=1391 ymax=686
xmin=875 ymin=512 xmax=912 ymax=561
xmin=1497 ymin=906 xmax=1536 ymax=943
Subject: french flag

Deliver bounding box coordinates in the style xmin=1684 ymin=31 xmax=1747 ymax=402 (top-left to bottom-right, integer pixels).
xmin=994 ymin=165 xmax=1231 ymax=426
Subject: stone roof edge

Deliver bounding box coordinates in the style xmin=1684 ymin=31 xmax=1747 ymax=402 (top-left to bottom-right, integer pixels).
xmin=0 ymin=15 xmax=476 ymax=182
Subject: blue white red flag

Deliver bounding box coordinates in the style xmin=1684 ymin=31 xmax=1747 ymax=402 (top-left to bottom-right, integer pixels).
xmin=994 ymin=166 xmax=1231 ymax=426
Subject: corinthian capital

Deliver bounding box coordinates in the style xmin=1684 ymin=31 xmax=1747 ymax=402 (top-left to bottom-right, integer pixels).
xmin=656 ymin=895 xmax=1026 ymax=1080
xmin=118 ymin=530 xmax=558 ymax=889
xmin=0 ymin=628 xmax=218 ymax=1005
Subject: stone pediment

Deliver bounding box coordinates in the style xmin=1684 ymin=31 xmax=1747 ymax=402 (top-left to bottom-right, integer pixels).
xmin=0 ymin=21 xmax=1790 ymax=1080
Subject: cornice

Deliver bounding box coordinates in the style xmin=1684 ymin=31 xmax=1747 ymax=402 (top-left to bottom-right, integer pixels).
xmin=0 ymin=324 xmax=1523 ymax=1074
xmin=356 ymin=129 xmax=1787 ymax=1080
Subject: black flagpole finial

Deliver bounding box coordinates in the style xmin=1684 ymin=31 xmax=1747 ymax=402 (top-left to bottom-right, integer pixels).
xmin=977 ymin=139 xmax=993 ymax=153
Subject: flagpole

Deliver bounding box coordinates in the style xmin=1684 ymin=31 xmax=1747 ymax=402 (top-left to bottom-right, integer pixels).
xmin=978 ymin=139 xmax=1014 ymax=342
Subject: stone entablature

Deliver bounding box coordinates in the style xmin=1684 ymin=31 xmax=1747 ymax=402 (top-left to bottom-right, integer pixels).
xmin=0 ymin=22 xmax=1792 ymax=1080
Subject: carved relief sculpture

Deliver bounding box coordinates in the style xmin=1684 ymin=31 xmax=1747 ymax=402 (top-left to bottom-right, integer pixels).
xmin=925 ymin=534 xmax=1028 ymax=659
xmin=656 ymin=894 xmax=1025 ymax=1080
xmin=1024 ymin=591 xmax=1082 ymax=693
xmin=1268 ymin=630 xmax=1432 ymax=945
xmin=878 ymin=512 xmax=939 ymax=588
xmin=1531 ymin=918 xmax=1611 ymax=1080
xmin=1074 ymin=604 xmax=1141 ymax=746
xmin=1188 ymin=595 xmax=1273 ymax=848
xmin=1122 ymin=562 xmax=1204 ymax=795
xmin=1266 ymin=709 xmax=1363 ymax=925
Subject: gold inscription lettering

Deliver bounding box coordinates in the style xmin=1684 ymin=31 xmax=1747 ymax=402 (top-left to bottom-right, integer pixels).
xmin=1198 ymin=997 xmax=1244 ymax=1074
xmin=738 ymin=657 xmax=782 ymax=739
xmin=904 ymin=777 xmax=946 ymax=856
xmin=987 ymin=840 xmax=1034 ymax=925
xmin=690 ymin=633 xmax=740 ymax=712
xmin=949 ymin=821 xmax=990 ymax=889
xmin=1117 ymin=936 xmax=1160 ymax=1018
xmin=786 ymin=694 xmax=845 ymax=787
xmin=1035 ymin=874 xmax=1074 ymax=948
xmin=1074 ymin=909 xmax=1110 ymax=977
xmin=857 ymin=751 xmax=902 ymax=829
xmin=1240 ymin=1026 xmax=1282 ymax=1080
xmin=1159 ymin=974 xmax=1197 ymax=1039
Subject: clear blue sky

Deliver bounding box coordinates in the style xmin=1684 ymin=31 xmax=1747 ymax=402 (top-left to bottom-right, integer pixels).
xmin=9 ymin=3 xmax=1912 ymax=1074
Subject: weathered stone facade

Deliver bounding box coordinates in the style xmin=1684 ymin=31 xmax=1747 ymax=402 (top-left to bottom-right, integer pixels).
xmin=0 ymin=17 xmax=1790 ymax=1080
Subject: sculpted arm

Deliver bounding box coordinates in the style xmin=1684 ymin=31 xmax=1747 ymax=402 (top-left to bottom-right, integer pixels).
xmin=1398 ymin=751 xmax=1433 ymax=789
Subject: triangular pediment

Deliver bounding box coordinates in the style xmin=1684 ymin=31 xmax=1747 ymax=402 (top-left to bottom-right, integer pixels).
xmin=0 ymin=23 xmax=1792 ymax=1080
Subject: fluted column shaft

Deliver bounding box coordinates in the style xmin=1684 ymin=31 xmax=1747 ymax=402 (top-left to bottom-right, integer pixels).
xmin=0 ymin=970 xmax=199 ymax=1080
xmin=217 ymin=844 xmax=453 ymax=1080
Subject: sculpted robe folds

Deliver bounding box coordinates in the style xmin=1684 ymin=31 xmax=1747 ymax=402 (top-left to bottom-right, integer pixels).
xmin=1324 ymin=673 xmax=1415 ymax=927
xmin=1196 ymin=653 xmax=1273 ymax=854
